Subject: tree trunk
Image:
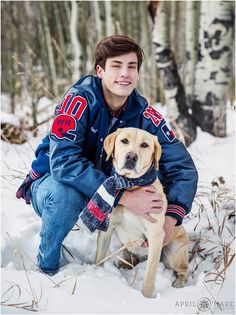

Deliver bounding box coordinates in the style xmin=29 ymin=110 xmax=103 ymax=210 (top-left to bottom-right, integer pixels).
xmin=1 ymin=2 xmax=16 ymax=113
xmin=130 ymin=2 xmax=139 ymax=42
xmin=40 ymin=2 xmax=58 ymax=97
xmin=105 ymin=1 xmax=113 ymax=36
xmin=125 ymin=2 xmax=132 ymax=36
xmin=152 ymin=1 xmax=196 ymax=146
xmin=93 ymin=0 xmax=102 ymax=40
xmin=192 ymin=1 xmax=234 ymax=137
xmin=70 ymin=1 xmax=82 ymax=80
xmin=184 ymin=1 xmax=200 ymax=104
xmin=116 ymin=1 xmax=125 ymax=34
xmin=174 ymin=1 xmax=185 ymax=68
xmin=53 ymin=2 xmax=66 ymax=77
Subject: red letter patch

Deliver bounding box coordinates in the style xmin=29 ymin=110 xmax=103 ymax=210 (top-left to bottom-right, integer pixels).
xmin=51 ymin=114 xmax=77 ymax=141
xmin=143 ymin=106 xmax=163 ymax=127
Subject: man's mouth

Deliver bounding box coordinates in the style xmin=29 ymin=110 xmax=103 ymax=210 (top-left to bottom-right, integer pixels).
xmin=116 ymin=81 xmax=131 ymax=86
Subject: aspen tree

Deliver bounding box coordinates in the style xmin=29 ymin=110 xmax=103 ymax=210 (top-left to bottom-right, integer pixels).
xmin=192 ymin=1 xmax=234 ymax=137
xmin=70 ymin=1 xmax=82 ymax=80
xmin=152 ymin=1 xmax=196 ymax=146
xmin=39 ymin=2 xmax=58 ymax=97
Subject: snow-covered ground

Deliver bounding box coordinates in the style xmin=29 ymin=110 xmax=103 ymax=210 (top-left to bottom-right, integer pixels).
xmin=1 ymin=97 xmax=235 ymax=314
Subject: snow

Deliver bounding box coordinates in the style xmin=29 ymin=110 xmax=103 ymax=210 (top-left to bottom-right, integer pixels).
xmin=1 ymin=98 xmax=235 ymax=314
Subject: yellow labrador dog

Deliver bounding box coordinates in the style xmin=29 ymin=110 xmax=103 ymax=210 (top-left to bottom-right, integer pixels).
xmin=95 ymin=128 xmax=189 ymax=298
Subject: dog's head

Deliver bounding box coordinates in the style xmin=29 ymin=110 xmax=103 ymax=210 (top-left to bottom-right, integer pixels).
xmin=104 ymin=127 xmax=162 ymax=178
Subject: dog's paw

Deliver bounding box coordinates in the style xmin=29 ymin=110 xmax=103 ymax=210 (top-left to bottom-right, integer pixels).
xmin=115 ymin=253 xmax=140 ymax=269
xmin=116 ymin=261 xmax=134 ymax=269
xmin=172 ymin=275 xmax=187 ymax=288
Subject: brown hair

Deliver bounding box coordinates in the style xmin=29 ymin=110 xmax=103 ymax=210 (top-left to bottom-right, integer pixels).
xmin=94 ymin=35 xmax=145 ymax=71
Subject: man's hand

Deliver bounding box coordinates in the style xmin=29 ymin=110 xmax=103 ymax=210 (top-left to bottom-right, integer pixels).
xmin=119 ymin=185 xmax=164 ymax=223
xmin=163 ymin=216 xmax=177 ymax=247
xmin=16 ymin=175 xmax=34 ymax=204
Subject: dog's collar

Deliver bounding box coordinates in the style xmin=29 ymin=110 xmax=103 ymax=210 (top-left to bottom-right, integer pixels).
xmin=112 ymin=163 xmax=157 ymax=188
xmin=79 ymin=163 xmax=157 ymax=233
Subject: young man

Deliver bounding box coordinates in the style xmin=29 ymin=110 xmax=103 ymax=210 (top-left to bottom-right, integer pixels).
xmin=16 ymin=35 xmax=198 ymax=275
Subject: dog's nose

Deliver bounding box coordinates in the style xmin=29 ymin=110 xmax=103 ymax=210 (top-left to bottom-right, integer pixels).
xmin=124 ymin=152 xmax=138 ymax=169
xmin=125 ymin=152 xmax=138 ymax=163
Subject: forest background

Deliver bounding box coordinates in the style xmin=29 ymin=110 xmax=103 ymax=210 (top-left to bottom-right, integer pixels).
xmin=1 ymin=0 xmax=235 ymax=146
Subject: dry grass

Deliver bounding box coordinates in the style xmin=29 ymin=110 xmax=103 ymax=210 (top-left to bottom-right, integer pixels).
xmin=2 ymin=176 xmax=235 ymax=312
xmin=1 ymin=253 xmax=43 ymax=312
xmin=189 ymin=177 xmax=235 ymax=290
xmin=1 ymin=233 xmax=142 ymax=313
xmin=1 ymin=233 xmax=60 ymax=312
xmin=61 ymin=240 xmax=141 ymax=295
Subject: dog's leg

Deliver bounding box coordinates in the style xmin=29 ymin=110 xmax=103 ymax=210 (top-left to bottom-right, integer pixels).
xmin=95 ymin=227 xmax=114 ymax=265
xmin=142 ymin=229 xmax=164 ymax=298
xmin=162 ymin=226 xmax=189 ymax=288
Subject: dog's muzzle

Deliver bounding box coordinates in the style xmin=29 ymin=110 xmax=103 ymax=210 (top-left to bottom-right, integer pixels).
xmin=124 ymin=152 xmax=138 ymax=170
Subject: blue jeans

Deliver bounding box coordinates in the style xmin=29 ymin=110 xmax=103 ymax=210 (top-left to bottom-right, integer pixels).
xmin=31 ymin=173 xmax=87 ymax=274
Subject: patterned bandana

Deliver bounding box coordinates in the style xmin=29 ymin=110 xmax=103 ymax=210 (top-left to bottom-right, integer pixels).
xmin=77 ymin=163 xmax=157 ymax=234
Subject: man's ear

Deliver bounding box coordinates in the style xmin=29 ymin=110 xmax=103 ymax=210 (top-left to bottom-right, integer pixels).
xmin=104 ymin=129 xmax=122 ymax=161
xmin=96 ymin=65 xmax=104 ymax=78
xmin=152 ymin=135 xmax=162 ymax=169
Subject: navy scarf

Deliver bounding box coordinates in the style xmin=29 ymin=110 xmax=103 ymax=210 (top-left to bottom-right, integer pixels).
xmin=78 ymin=163 xmax=157 ymax=233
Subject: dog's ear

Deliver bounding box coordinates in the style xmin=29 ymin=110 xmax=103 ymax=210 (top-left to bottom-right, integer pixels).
xmin=104 ymin=129 xmax=122 ymax=161
xmin=152 ymin=135 xmax=162 ymax=169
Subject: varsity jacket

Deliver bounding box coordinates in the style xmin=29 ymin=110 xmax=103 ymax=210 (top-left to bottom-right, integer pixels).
xmin=31 ymin=75 xmax=198 ymax=225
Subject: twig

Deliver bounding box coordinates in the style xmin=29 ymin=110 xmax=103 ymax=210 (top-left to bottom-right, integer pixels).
xmin=1 ymin=134 xmax=29 ymax=171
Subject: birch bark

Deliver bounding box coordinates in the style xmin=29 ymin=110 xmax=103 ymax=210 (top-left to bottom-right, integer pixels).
xmin=192 ymin=1 xmax=234 ymax=137
xmin=184 ymin=1 xmax=199 ymax=102
xmin=152 ymin=1 xmax=196 ymax=146
xmin=70 ymin=1 xmax=82 ymax=80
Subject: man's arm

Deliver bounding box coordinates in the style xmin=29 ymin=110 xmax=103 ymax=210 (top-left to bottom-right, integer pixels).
xmin=141 ymin=106 xmax=198 ymax=225
xmin=158 ymin=139 xmax=198 ymax=225
xmin=31 ymin=135 xmax=50 ymax=177
xmin=49 ymin=91 xmax=108 ymax=199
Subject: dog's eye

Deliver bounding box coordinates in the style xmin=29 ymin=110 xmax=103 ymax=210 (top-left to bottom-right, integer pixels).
xmin=121 ymin=138 xmax=129 ymax=144
xmin=140 ymin=142 xmax=149 ymax=148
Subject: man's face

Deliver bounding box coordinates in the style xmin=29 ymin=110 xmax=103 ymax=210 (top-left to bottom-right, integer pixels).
xmin=96 ymin=52 xmax=140 ymax=104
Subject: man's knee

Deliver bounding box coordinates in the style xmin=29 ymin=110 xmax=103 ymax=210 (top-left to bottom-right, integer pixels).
xmin=46 ymin=180 xmax=82 ymax=207
xmin=32 ymin=175 xmax=87 ymax=217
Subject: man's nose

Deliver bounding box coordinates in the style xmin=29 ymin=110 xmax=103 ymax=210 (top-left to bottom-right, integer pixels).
xmin=120 ymin=67 xmax=129 ymax=77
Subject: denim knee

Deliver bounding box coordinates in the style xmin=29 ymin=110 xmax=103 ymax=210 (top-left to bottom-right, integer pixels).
xmin=31 ymin=174 xmax=87 ymax=220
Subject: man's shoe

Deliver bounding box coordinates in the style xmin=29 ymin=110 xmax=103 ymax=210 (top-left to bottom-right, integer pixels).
xmin=38 ymin=266 xmax=58 ymax=276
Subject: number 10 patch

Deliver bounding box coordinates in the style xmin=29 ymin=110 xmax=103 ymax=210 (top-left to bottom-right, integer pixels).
xmin=51 ymin=94 xmax=87 ymax=141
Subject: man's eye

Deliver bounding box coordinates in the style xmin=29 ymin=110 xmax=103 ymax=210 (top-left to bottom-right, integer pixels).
xmin=140 ymin=142 xmax=149 ymax=148
xmin=121 ymin=138 xmax=129 ymax=144
xmin=112 ymin=65 xmax=120 ymax=68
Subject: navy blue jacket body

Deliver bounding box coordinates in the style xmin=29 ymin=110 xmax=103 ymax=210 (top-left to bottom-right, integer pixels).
xmin=31 ymin=75 xmax=198 ymax=225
